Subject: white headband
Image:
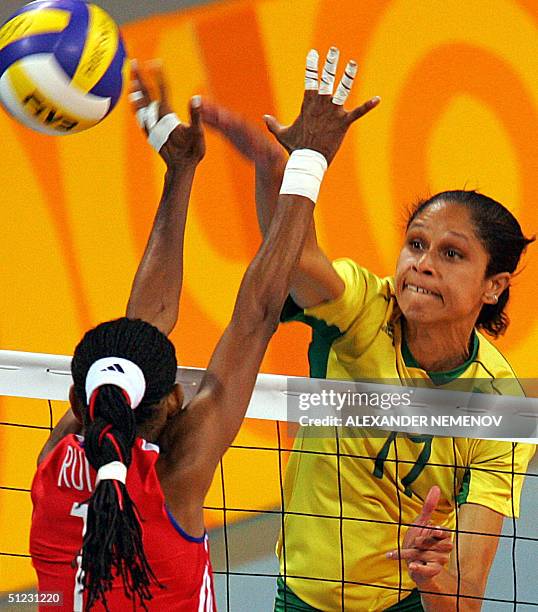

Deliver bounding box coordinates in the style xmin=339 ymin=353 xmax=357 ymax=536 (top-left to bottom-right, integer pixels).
xmin=85 ymin=357 xmax=146 ymax=409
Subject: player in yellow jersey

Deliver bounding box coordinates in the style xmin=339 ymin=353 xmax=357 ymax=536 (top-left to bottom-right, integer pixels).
xmin=202 ymin=48 xmax=536 ymax=611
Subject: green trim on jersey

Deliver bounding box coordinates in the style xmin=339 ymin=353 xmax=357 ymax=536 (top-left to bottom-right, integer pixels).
xmin=281 ymin=296 xmax=343 ymax=378
xmin=275 ymin=577 xmax=424 ymax=611
xmin=401 ymin=331 xmax=479 ymax=385
xmin=457 ymin=468 xmax=472 ymax=505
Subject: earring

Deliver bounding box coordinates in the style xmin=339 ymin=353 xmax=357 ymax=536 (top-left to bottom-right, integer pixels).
xmin=493 ymin=294 xmax=498 ymax=303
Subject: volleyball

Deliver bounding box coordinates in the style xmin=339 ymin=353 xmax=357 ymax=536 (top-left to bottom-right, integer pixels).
xmin=0 ymin=0 xmax=127 ymax=135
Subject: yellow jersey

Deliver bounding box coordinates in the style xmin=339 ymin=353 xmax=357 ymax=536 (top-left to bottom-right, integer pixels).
xmin=277 ymin=258 xmax=535 ymax=612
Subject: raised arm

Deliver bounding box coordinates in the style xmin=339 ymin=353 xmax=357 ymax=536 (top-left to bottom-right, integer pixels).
xmin=201 ymin=48 xmax=379 ymax=308
xmin=161 ymin=48 xmax=373 ymax=500
xmin=126 ymin=61 xmax=205 ymax=335
xmin=37 ymin=63 xmax=204 ymax=465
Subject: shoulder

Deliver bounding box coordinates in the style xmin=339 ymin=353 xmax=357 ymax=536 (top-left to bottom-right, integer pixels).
xmin=331 ymin=258 xmax=393 ymax=297
xmin=301 ymin=259 xmax=394 ymax=335
xmin=475 ymin=331 xmax=520 ymax=381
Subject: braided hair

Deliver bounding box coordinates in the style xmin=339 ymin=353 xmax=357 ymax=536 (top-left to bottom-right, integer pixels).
xmin=71 ymin=317 xmax=177 ymax=610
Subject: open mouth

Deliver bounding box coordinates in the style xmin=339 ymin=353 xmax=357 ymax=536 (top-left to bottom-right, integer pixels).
xmin=404 ymin=283 xmax=441 ymax=298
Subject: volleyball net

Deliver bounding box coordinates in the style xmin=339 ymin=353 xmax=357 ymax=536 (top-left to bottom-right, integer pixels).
xmin=0 ymin=350 xmax=537 ymax=610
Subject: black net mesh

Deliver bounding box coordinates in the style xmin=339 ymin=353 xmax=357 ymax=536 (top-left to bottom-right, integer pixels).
xmin=1 ymin=400 xmax=537 ymax=610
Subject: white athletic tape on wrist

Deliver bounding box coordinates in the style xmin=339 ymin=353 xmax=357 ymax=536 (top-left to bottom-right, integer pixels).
xmin=332 ymin=61 xmax=358 ymax=106
xmin=148 ymin=113 xmax=181 ymax=152
xmin=96 ymin=461 xmax=127 ymax=485
xmin=304 ymin=49 xmax=319 ymax=91
xmin=279 ymin=149 xmax=328 ymax=204
xmin=85 ymin=357 xmax=146 ymax=408
xmin=319 ymin=47 xmax=339 ymax=95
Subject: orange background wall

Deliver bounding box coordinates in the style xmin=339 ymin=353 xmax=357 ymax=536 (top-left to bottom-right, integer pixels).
xmin=1 ymin=0 xmax=537 ymax=591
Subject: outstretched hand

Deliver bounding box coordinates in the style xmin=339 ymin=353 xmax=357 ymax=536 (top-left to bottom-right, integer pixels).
xmin=201 ymin=101 xmax=285 ymax=168
xmin=386 ymin=486 xmax=453 ymax=587
xmin=129 ymin=60 xmax=205 ymax=168
xmin=263 ymin=47 xmax=380 ymax=165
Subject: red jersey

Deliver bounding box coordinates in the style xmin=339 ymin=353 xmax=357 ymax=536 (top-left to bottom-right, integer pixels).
xmin=30 ymin=434 xmax=216 ymax=611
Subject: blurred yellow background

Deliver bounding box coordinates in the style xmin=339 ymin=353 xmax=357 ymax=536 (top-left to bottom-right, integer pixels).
xmin=1 ymin=0 xmax=537 ymax=592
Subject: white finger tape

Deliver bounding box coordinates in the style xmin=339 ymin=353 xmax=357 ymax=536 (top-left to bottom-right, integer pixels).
xmin=136 ymin=100 xmax=160 ymax=131
xmin=128 ymin=91 xmax=144 ymax=103
xmin=319 ymin=47 xmax=339 ymax=95
xmin=304 ymin=49 xmax=319 ymax=91
xmin=332 ymin=61 xmax=358 ymax=106
xmin=136 ymin=106 xmax=148 ymax=129
xmin=145 ymin=101 xmax=160 ymax=131
xmin=148 ymin=113 xmax=181 ymax=152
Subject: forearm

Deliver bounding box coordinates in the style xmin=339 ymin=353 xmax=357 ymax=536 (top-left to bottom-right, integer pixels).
xmin=231 ymin=195 xmax=314 ymax=331
xmin=126 ymin=162 xmax=196 ymax=335
xmin=255 ymin=155 xmax=339 ymax=307
xmin=420 ymin=569 xmax=484 ymax=611
xmin=255 ymin=154 xmax=319 ymax=256
xmin=254 ymin=150 xmax=285 ymax=235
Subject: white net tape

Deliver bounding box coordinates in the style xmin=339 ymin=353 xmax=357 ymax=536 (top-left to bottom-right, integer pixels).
xmin=0 ymin=350 xmax=536 ymax=443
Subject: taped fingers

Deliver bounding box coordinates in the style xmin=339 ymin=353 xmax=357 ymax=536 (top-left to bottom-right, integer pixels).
xmin=319 ymin=47 xmax=339 ymax=95
xmin=128 ymin=91 xmax=144 ymax=103
xmin=136 ymin=100 xmax=160 ymax=131
xmin=148 ymin=113 xmax=181 ymax=152
xmin=332 ymin=60 xmax=357 ymax=106
xmin=189 ymin=95 xmax=202 ymax=129
xmin=305 ymin=49 xmax=319 ymax=91
xmin=130 ymin=61 xmax=151 ymax=101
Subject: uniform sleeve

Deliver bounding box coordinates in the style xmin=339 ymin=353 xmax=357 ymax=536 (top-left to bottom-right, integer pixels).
xmin=461 ymin=440 xmax=536 ymax=517
xmin=281 ymin=259 xmax=386 ymax=336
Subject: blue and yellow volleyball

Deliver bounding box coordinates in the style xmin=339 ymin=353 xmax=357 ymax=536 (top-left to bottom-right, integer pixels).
xmin=0 ymin=0 xmax=127 ymax=135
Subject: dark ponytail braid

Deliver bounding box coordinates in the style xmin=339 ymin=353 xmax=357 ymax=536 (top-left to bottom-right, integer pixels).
xmin=71 ymin=317 xmax=177 ymax=610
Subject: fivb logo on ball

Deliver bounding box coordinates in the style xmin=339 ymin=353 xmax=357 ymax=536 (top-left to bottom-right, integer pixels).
xmin=0 ymin=0 xmax=127 ymax=135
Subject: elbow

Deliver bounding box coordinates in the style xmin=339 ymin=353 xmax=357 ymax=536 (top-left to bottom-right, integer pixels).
xmin=232 ymin=302 xmax=280 ymax=339
xmin=252 ymin=306 xmax=281 ymax=337
xmin=261 ymin=306 xmax=281 ymax=336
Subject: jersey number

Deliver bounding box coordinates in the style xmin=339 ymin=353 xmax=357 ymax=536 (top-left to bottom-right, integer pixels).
xmin=70 ymin=502 xmax=88 ymax=612
xmin=373 ymin=432 xmax=433 ymax=497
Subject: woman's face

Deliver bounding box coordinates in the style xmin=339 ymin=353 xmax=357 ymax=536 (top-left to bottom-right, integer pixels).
xmin=395 ymin=201 xmax=493 ymax=329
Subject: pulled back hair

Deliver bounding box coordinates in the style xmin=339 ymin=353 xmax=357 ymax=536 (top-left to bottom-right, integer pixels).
xmin=71 ymin=317 xmax=177 ymax=610
xmin=407 ymin=190 xmax=534 ymax=337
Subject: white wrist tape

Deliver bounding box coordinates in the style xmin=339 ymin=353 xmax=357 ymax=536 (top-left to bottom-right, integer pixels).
xmin=148 ymin=113 xmax=181 ymax=152
xmin=85 ymin=357 xmax=146 ymax=408
xmin=279 ymin=149 xmax=328 ymax=204
xmin=96 ymin=461 xmax=127 ymax=485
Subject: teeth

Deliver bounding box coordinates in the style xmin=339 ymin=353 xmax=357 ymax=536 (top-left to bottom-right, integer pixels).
xmin=406 ymin=284 xmax=435 ymax=295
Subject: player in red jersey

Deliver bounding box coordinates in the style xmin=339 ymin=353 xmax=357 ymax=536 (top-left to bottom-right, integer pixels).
xmin=30 ymin=56 xmax=378 ymax=610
